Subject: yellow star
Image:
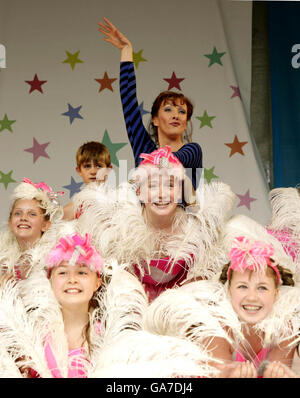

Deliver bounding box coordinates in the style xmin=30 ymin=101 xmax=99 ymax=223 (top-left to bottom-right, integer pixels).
xmin=62 ymin=50 xmax=83 ymax=70
xmin=133 ymin=49 xmax=147 ymax=69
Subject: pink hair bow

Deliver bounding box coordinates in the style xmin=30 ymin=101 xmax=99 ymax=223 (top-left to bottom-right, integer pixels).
xmin=227 ymin=236 xmax=281 ymax=283
xmin=46 ymin=233 xmax=103 ymax=276
xmin=140 ymin=146 xmax=182 ymax=168
xmin=23 ymin=177 xmax=64 ymax=204
xmin=23 ymin=178 xmax=53 ymax=193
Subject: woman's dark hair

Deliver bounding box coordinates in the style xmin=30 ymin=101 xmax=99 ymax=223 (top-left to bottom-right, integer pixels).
xmin=148 ymin=91 xmax=194 ymax=145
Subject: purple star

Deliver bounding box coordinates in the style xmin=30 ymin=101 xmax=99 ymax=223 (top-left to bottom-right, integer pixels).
xmin=236 ymin=189 xmax=257 ymax=211
xmin=63 ymin=176 xmax=83 ymax=198
xmin=138 ymin=101 xmax=150 ymax=117
xmin=62 ymin=103 xmax=83 ymax=124
xmin=24 ymin=138 xmax=50 ymax=163
xmin=230 ymin=85 xmax=242 ymax=99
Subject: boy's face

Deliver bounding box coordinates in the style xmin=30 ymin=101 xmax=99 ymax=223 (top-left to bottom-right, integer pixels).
xmin=76 ymin=160 xmax=109 ymax=184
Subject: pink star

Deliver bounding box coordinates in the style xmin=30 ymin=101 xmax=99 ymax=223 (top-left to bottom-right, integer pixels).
xmin=236 ymin=189 xmax=257 ymax=211
xmin=163 ymin=72 xmax=185 ymax=90
xmin=24 ymin=137 xmax=50 ymax=163
xmin=230 ymin=85 xmax=241 ymax=99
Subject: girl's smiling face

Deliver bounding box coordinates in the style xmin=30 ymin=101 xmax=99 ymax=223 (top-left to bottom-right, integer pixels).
xmin=50 ymin=262 xmax=102 ymax=309
xmin=9 ymin=199 xmax=50 ymax=248
xmin=229 ymin=268 xmax=279 ymax=325
xmin=138 ymin=169 xmax=183 ymax=220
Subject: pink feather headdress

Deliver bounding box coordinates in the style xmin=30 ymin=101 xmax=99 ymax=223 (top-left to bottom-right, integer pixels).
xmin=227 ymin=236 xmax=281 ymax=284
xmin=139 ymin=145 xmax=183 ymax=169
xmin=132 ymin=146 xmax=185 ymax=186
xmin=45 ymin=233 xmax=103 ymax=277
xmin=22 ymin=178 xmax=64 ymax=205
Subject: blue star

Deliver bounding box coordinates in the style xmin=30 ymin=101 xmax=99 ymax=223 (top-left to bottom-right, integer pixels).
xmin=138 ymin=101 xmax=150 ymax=118
xmin=62 ymin=103 xmax=83 ymax=124
xmin=63 ymin=177 xmax=84 ymax=198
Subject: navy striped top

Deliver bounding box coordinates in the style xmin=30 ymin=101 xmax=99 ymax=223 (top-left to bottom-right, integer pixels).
xmin=120 ymin=61 xmax=202 ymax=189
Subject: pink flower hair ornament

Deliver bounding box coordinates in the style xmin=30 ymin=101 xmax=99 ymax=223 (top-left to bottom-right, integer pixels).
xmin=227 ymin=236 xmax=281 ymax=284
xmin=22 ymin=178 xmax=64 ymax=206
xmin=45 ymin=233 xmax=103 ymax=277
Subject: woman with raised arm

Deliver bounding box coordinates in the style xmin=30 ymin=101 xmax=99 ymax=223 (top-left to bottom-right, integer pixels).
xmin=98 ymin=17 xmax=202 ymax=190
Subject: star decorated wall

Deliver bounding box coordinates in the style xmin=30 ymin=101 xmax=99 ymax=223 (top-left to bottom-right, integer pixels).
xmin=0 ymin=0 xmax=271 ymax=226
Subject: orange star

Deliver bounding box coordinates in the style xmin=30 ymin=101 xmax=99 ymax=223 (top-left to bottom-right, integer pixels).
xmin=95 ymin=72 xmax=117 ymax=92
xmin=225 ymin=135 xmax=248 ymax=157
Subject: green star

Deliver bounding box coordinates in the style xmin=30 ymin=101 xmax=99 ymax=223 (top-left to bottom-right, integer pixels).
xmin=0 ymin=170 xmax=16 ymax=189
xmin=196 ymin=110 xmax=216 ymax=128
xmin=133 ymin=49 xmax=147 ymax=69
xmin=62 ymin=50 xmax=84 ymax=70
xmin=204 ymin=166 xmax=218 ymax=183
xmin=0 ymin=114 xmax=16 ymax=132
xmin=101 ymin=130 xmax=127 ymax=167
xmin=204 ymin=46 xmax=226 ymax=67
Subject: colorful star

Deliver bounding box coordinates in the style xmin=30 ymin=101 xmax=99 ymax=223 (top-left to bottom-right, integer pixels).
xmin=95 ymin=72 xmax=117 ymax=92
xmin=204 ymin=166 xmax=219 ymax=183
xmin=0 ymin=170 xmax=16 ymax=189
xmin=196 ymin=110 xmax=216 ymax=128
xmin=230 ymin=85 xmax=242 ymax=99
xmin=133 ymin=49 xmax=147 ymax=69
xmin=139 ymin=101 xmax=150 ymax=117
xmin=225 ymin=135 xmax=248 ymax=157
xmin=101 ymin=130 xmax=127 ymax=167
xmin=236 ymin=189 xmax=257 ymax=211
xmin=163 ymin=72 xmax=185 ymax=91
xmin=204 ymin=46 xmax=226 ymax=67
xmin=0 ymin=114 xmax=16 ymax=132
xmin=63 ymin=177 xmax=84 ymax=198
xmin=25 ymin=74 xmax=47 ymax=93
xmin=24 ymin=137 xmax=50 ymax=163
xmin=62 ymin=50 xmax=83 ymax=70
xmin=62 ymin=103 xmax=83 ymax=124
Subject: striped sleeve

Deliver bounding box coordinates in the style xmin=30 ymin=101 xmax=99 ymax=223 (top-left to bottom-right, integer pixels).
xmin=120 ymin=61 xmax=156 ymax=167
xmin=120 ymin=62 xmax=203 ymax=189
xmin=174 ymin=142 xmax=202 ymax=169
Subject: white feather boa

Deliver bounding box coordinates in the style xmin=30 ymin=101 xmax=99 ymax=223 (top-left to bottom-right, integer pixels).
xmin=0 ymin=264 xmax=218 ymax=378
xmin=267 ymin=187 xmax=300 ymax=275
xmin=90 ymin=268 xmax=220 ymax=378
xmin=143 ymin=279 xmax=300 ymax=360
xmin=268 ymin=187 xmax=300 ymax=234
xmin=75 ymin=180 xmax=236 ymax=280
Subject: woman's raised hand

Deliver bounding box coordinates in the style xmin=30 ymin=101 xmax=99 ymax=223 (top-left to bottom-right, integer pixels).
xmin=98 ymin=18 xmax=132 ymax=51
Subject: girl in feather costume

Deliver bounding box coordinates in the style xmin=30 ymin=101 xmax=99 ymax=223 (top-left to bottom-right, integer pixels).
xmin=142 ymin=215 xmax=300 ymax=377
xmin=0 ymin=178 xmax=64 ymax=280
xmin=0 ymin=229 xmax=218 ymax=378
xmin=75 ymin=146 xmax=236 ymax=302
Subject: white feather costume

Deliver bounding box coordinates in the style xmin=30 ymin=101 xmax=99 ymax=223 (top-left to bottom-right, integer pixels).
xmin=0 ymin=179 xmax=65 ymax=276
xmin=141 ymin=214 xmax=300 ymax=373
xmin=0 ymin=261 xmax=219 ymax=378
xmin=143 ymin=278 xmax=300 ymax=367
xmin=267 ymin=187 xmax=300 ymax=277
xmin=75 ymin=180 xmax=236 ymax=286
